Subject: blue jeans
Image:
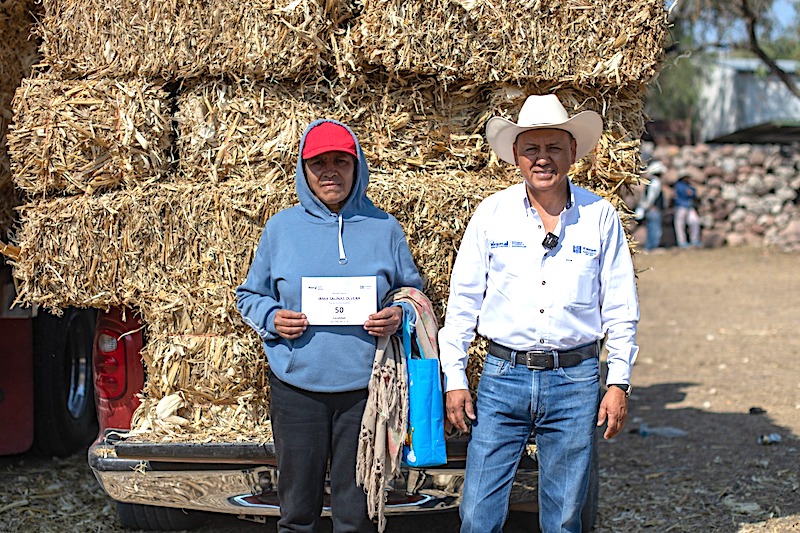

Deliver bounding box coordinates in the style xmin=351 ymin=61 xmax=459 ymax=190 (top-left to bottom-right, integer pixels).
xmin=645 ymin=208 xmax=662 ymax=250
xmin=460 ymin=355 xmax=600 ymax=533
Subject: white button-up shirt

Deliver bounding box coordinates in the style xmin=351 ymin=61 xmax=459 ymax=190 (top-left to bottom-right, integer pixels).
xmin=438 ymin=181 xmax=639 ymax=391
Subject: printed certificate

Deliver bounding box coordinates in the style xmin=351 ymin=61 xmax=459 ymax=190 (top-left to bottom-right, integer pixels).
xmin=301 ymin=276 xmax=377 ymax=325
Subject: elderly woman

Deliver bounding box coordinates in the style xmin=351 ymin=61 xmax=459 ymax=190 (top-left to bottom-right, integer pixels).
xmin=236 ymin=119 xmax=422 ymax=532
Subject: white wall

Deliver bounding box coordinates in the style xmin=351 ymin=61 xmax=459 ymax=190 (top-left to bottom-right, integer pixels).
xmin=698 ymin=58 xmax=800 ymax=142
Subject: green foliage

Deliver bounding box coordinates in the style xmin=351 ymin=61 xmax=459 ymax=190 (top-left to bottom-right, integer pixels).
xmin=668 ymin=0 xmax=778 ymax=51
xmin=764 ymin=35 xmax=800 ymax=59
xmin=645 ymin=53 xmax=706 ymax=122
xmin=646 ymin=0 xmax=800 ymax=121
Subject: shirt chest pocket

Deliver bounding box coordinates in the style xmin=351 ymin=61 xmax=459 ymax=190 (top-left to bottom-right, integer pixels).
xmin=562 ymin=255 xmax=599 ymax=308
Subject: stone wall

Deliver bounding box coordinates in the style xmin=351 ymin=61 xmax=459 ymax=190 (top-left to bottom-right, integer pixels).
xmin=630 ymin=142 xmax=800 ymax=252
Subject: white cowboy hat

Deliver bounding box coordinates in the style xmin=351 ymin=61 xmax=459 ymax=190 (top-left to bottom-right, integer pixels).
xmin=644 ymin=160 xmax=666 ymax=175
xmin=486 ymin=94 xmax=603 ymax=165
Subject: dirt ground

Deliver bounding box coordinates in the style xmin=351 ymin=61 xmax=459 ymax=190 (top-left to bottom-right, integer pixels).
xmin=1 ymin=246 xmax=798 ymax=532
xmin=594 ymin=245 xmax=800 ymax=533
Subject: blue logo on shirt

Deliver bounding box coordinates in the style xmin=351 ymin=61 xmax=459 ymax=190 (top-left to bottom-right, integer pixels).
xmin=490 ymin=241 xmax=509 ymax=249
xmin=573 ymin=245 xmax=597 ymax=257
xmin=511 ymin=241 xmax=526 ymax=248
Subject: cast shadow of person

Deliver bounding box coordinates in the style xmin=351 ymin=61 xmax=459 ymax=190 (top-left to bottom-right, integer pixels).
xmin=590 ymin=376 xmax=799 ymax=532
xmin=503 ymin=360 xmax=798 ymax=533
xmin=306 ymin=371 xmax=798 ymax=533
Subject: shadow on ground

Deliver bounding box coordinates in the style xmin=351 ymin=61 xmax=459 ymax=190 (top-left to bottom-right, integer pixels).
xmin=594 ymin=381 xmax=799 ymax=532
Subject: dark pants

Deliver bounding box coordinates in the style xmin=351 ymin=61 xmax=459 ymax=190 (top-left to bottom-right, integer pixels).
xmin=269 ymin=371 xmax=375 ymax=533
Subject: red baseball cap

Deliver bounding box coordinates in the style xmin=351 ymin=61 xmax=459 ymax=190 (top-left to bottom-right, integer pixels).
xmin=302 ymin=121 xmax=357 ymax=160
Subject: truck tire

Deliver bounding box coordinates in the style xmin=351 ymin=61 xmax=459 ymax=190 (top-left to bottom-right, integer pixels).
xmin=32 ymin=308 xmax=98 ymax=457
xmin=116 ymin=502 xmax=207 ymax=530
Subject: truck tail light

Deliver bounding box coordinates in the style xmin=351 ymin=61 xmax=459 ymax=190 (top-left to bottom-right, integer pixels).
xmin=94 ymin=331 xmax=126 ymax=400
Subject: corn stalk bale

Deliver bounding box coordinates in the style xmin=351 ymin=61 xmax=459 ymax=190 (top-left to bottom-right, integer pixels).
xmin=349 ymin=0 xmax=668 ymax=85
xmin=358 ymin=79 xmax=648 ymax=193
xmin=175 ymin=75 xmax=646 ymax=191
xmin=129 ymin=327 xmax=272 ymax=443
xmin=0 ymin=0 xmax=39 ymax=97
xmin=10 ymin=167 xmax=501 ymax=321
xmin=175 ymin=74 xmax=494 ymax=183
xmin=36 ymin=0 xmax=347 ymax=80
xmin=123 ymin=167 xmax=518 ymax=441
xmin=10 ymin=178 xmax=291 ymax=313
xmin=7 ymin=74 xmax=172 ymax=196
xmin=128 ymin=327 xmax=485 ymax=442
xmin=341 ymin=74 xmax=492 ymax=173
xmin=175 ymin=79 xmax=320 ymax=184
xmin=173 ymin=0 xmax=350 ymax=80
xmin=36 ymin=0 xmax=180 ymax=78
xmin=11 ymin=190 xmax=144 ymax=310
xmin=9 ymin=167 xmax=515 ymax=441
xmin=0 ymin=177 xmax=19 ymax=237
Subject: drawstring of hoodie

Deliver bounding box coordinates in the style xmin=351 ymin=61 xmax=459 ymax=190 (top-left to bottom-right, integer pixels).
xmin=338 ymin=214 xmax=348 ymax=265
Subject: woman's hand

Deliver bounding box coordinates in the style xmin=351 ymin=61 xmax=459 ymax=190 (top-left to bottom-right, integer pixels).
xmin=364 ymin=306 xmax=403 ymax=337
xmin=274 ymin=309 xmax=308 ymax=340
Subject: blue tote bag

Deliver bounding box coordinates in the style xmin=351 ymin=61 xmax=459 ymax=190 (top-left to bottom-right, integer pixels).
xmin=401 ymin=319 xmax=447 ymax=467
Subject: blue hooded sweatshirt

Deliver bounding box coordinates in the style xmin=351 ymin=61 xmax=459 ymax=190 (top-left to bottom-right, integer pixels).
xmin=236 ymin=119 xmax=422 ymax=392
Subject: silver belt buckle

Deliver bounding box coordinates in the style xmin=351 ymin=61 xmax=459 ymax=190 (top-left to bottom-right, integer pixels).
xmin=523 ymin=350 xmax=551 ymax=370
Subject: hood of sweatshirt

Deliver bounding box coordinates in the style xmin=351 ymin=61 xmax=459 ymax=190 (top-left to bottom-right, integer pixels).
xmin=295 ymin=119 xmax=378 ymax=223
xmin=296 ymin=119 xmax=381 ymax=264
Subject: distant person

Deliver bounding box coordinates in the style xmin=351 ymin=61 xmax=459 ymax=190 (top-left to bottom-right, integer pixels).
xmin=635 ymin=160 xmax=665 ymax=251
xmin=439 ymin=94 xmax=639 ymax=533
xmin=673 ymin=173 xmax=701 ymax=248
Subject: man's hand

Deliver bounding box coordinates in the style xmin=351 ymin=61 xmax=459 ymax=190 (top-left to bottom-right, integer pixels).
xmin=274 ymin=309 xmax=308 ymax=340
xmin=597 ymin=386 xmax=628 ymax=439
xmin=446 ymin=389 xmax=476 ymax=432
xmin=364 ymin=306 xmax=403 ymax=337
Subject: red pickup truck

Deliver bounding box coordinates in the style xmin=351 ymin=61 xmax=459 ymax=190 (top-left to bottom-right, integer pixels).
xmin=0 ymin=262 xmax=98 ymax=457
xmin=86 ymin=306 xmax=596 ymax=531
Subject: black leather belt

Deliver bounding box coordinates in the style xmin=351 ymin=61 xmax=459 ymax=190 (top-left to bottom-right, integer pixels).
xmin=488 ymin=340 xmax=599 ymax=370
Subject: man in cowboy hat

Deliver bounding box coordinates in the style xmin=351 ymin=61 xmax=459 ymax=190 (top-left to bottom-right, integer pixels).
xmin=438 ymin=94 xmax=639 ymax=533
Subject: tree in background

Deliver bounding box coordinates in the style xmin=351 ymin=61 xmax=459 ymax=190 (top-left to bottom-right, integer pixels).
xmin=647 ymin=0 xmax=800 ymax=130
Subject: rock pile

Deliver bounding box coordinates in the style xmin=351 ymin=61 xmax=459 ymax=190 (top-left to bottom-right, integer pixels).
xmin=634 ymin=142 xmax=800 ymax=253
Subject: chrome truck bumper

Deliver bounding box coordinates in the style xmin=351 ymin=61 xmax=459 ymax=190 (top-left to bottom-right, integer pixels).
xmin=89 ymin=438 xmax=537 ymax=517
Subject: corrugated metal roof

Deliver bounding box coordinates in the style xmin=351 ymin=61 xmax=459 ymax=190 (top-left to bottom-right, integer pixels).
xmin=707 ymin=121 xmax=800 ymax=143
xmin=715 ymin=57 xmax=800 ymax=74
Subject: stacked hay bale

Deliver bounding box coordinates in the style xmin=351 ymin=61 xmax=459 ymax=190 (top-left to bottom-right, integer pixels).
xmin=6 ymin=0 xmax=667 ymax=442
xmin=0 ymin=0 xmax=39 ymax=238
xmin=10 ymin=76 xmax=172 ymax=195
